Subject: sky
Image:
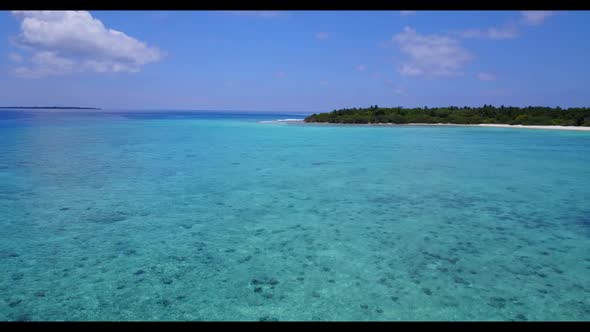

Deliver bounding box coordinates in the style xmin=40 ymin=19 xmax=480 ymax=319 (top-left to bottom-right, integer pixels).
xmin=0 ymin=10 xmax=589 ymax=113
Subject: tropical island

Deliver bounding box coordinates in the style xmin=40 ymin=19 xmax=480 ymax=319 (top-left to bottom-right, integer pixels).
xmin=304 ymin=105 xmax=590 ymax=127
xmin=0 ymin=106 xmax=101 ymax=110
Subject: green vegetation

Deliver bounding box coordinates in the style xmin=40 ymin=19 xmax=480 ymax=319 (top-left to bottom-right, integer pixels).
xmin=304 ymin=105 xmax=590 ymax=126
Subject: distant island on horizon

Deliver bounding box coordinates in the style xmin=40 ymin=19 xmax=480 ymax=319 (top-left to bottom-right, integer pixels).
xmin=0 ymin=106 xmax=101 ymax=110
xmin=304 ymin=105 xmax=590 ymax=127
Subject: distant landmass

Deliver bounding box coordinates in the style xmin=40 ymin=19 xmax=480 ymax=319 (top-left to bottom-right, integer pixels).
xmin=304 ymin=105 xmax=590 ymax=126
xmin=0 ymin=106 xmax=101 ymax=110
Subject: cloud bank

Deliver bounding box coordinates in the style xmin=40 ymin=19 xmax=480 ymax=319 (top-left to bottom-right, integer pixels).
xmin=455 ymin=24 xmax=519 ymax=40
xmin=393 ymin=27 xmax=473 ymax=77
xmin=11 ymin=11 xmax=164 ymax=78
xmin=520 ymin=11 xmax=554 ymax=26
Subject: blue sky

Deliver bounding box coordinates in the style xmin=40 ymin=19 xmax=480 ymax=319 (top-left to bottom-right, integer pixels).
xmin=0 ymin=10 xmax=588 ymax=112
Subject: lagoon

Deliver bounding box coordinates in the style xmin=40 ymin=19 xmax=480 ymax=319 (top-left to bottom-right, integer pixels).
xmin=1 ymin=110 xmax=589 ymax=321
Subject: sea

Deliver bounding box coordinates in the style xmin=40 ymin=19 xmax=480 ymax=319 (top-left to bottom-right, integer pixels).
xmin=0 ymin=110 xmax=589 ymax=321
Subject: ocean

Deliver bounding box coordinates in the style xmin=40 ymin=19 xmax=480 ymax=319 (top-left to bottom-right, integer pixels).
xmin=0 ymin=110 xmax=589 ymax=321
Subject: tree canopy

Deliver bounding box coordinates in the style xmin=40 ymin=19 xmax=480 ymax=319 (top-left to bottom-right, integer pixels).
xmin=304 ymin=105 xmax=590 ymax=126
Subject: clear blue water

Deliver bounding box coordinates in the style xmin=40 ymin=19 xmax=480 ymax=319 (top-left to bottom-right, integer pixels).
xmin=1 ymin=110 xmax=589 ymax=321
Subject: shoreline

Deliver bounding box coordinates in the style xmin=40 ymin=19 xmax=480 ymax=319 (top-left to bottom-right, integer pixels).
xmin=282 ymin=121 xmax=590 ymax=132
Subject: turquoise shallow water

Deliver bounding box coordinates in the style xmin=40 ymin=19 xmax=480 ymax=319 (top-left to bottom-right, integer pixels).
xmin=1 ymin=110 xmax=589 ymax=321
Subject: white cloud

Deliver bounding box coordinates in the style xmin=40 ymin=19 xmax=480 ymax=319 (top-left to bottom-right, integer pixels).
xmin=477 ymin=72 xmax=496 ymax=81
xmin=229 ymin=11 xmax=285 ymax=19
xmin=454 ymin=13 xmax=551 ymax=40
xmin=10 ymin=11 xmax=164 ymax=78
xmin=13 ymin=51 xmax=75 ymax=78
xmin=393 ymin=26 xmax=473 ymax=77
xmin=521 ymin=11 xmax=554 ymax=25
xmin=315 ymin=32 xmax=330 ymax=40
xmin=400 ymin=11 xmax=416 ymax=16
xmin=356 ymin=65 xmax=366 ymax=72
xmin=455 ymin=24 xmax=519 ymax=39
xmin=8 ymin=52 xmax=23 ymax=63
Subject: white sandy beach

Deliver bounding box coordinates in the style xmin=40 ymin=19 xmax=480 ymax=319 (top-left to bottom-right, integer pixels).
xmin=276 ymin=120 xmax=590 ymax=131
xmin=408 ymin=123 xmax=590 ymax=131
xmin=475 ymin=124 xmax=590 ymax=131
